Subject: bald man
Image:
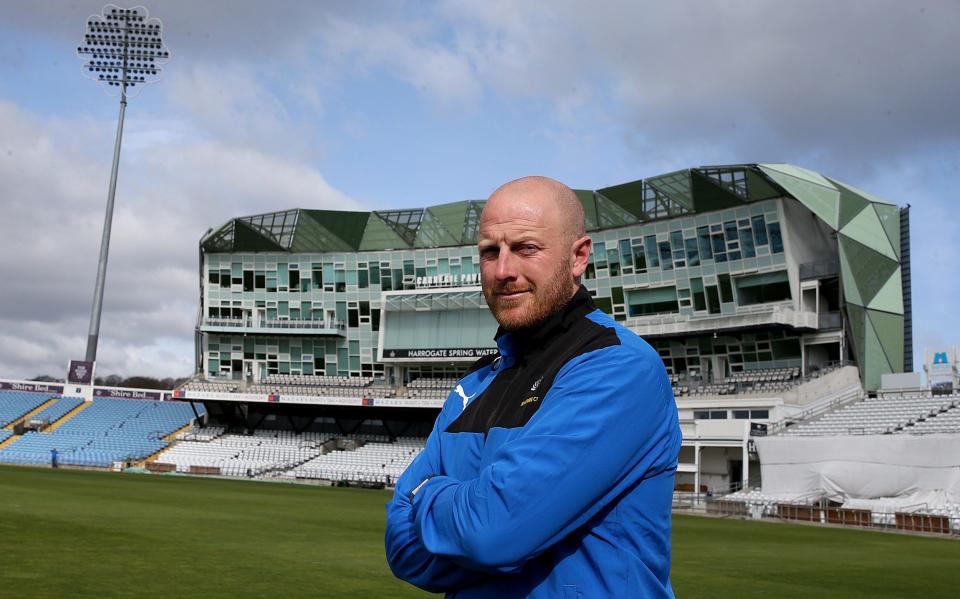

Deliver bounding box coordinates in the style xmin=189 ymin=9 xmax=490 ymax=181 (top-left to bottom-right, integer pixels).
xmin=386 ymin=177 xmax=681 ymax=598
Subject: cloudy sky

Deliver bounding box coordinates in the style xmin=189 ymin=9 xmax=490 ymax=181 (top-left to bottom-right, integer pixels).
xmin=0 ymin=1 xmax=957 ymax=380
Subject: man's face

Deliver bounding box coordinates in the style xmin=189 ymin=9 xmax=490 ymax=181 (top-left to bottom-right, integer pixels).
xmin=478 ymin=190 xmax=578 ymax=331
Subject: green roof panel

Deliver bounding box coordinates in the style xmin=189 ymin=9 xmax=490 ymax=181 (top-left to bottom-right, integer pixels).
xmin=863 ymin=312 xmax=894 ymax=390
xmin=691 ymin=169 xmax=748 ymax=212
xmin=826 ymin=177 xmax=895 ymax=207
xmin=233 ymin=219 xmax=285 ymax=251
xmin=596 ymin=180 xmax=647 ymax=219
xmin=460 ymin=201 xmax=485 ymax=245
xmin=762 ymin=163 xmax=836 ymax=189
xmin=841 ymin=203 xmax=897 ymax=261
xmin=759 ymin=165 xmax=839 ymax=228
xmin=359 ymin=213 xmax=408 ymax=250
xmin=839 ymin=235 xmax=899 ymax=306
xmin=428 ymin=201 xmax=471 ymax=243
xmin=294 ymin=210 xmax=368 ymax=252
xmin=838 ymin=239 xmax=864 ymax=306
xmin=575 ymin=190 xmax=599 ymax=231
xmin=744 ymin=168 xmax=783 ymax=201
xmin=873 ymin=203 xmax=901 ymax=260
xmin=837 ymin=183 xmax=871 ymax=230
xmin=846 ymin=302 xmax=867 ymax=371
xmin=647 ymin=170 xmax=694 ymax=209
xmin=867 ymin=267 xmax=904 ymax=314
xmin=595 ymin=193 xmax=639 ymax=228
xmin=415 ymin=209 xmax=461 ymax=248
xmin=868 ymin=309 xmax=905 ymax=375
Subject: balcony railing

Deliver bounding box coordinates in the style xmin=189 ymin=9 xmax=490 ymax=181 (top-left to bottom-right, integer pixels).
xmin=200 ymin=317 xmax=346 ymax=335
xmin=625 ymin=302 xmax=818 ymax=337
xmin=818 ymin=311 xmax=842 ymax=329
xmin=799 ymin=260 xmax=839 ymax=280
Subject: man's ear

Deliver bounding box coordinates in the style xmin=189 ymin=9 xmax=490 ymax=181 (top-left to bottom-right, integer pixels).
xmin=570 ymin=235 xmax=592 ymax=278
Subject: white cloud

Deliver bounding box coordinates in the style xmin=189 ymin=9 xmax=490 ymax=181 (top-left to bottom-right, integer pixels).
xmin=0 ymin=99 xmax=356 ymax=380
xmin=319 ymin=17 xmax=483 ymax=109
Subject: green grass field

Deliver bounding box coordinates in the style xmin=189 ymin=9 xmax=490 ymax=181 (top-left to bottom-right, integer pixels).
xmin=1 ymin=466 xmax=958 ymax=598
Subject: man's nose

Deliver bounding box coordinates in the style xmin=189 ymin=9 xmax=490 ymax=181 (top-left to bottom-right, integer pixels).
xmin=494 ymin=249 xmax=517 ymax=280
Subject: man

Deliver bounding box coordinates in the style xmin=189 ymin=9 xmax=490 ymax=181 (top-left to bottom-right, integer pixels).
xmin=386 ymin=176 xmax=681 ymax=597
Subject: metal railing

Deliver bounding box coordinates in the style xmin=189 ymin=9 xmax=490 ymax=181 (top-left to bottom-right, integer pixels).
xmin=799 ymin=260 xmax=839 ymax=280
xmin=201 ymin=317 xmax=345 ymax=331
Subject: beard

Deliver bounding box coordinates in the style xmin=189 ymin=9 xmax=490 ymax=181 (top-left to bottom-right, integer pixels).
xmin=482 ymin=259 xmax=574 ymax=332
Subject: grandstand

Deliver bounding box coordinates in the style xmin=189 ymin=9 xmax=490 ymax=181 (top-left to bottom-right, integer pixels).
xmin=0 ymin=382 xmax=202 ymax=468
xmin=148 ymin=162 xmax=916 ymax=494
xmin=3 ymin=163 xmax=937 ymax=512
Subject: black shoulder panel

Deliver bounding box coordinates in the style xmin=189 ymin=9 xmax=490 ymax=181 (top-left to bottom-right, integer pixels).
xmin=446 ymin=314 xmax=620 ymax=434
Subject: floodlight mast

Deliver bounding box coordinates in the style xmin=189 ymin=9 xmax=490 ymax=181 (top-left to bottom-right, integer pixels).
xmin=76 ymin=5 xmax=170 ymax=363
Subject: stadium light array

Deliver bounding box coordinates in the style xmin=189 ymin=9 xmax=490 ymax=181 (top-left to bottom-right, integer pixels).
xmin=76 ymin=5 xmax=170 ymax=364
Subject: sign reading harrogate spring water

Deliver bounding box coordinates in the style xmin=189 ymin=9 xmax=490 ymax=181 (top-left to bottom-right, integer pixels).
xmin=384 ymin=348 xmax=499 ymax=359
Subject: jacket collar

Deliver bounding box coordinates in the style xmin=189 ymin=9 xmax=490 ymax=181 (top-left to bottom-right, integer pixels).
xmin=495 ymin=285 xmax=595 ymax=359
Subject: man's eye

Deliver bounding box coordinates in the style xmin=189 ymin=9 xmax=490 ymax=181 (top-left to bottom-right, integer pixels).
xmin=519 ymin=244 xmax=539 ymax=254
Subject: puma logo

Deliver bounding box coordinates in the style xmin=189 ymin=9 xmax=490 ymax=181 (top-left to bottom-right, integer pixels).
xmin=454 ymin=384 xmax=476 ymax=409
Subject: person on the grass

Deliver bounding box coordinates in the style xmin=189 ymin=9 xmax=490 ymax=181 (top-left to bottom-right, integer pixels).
xmin=386 ymin=176 xmax=681 ymax=598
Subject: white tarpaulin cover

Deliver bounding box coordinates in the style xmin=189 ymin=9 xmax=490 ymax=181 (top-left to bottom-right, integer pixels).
xmin=841 ymin=489 xmax=956 ymax=512
xmin=756 ymin=434 xmax=960 ymax=501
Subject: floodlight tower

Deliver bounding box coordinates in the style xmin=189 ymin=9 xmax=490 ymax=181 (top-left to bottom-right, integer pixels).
xmin=76 ymin=5 xmax=170 ymax=363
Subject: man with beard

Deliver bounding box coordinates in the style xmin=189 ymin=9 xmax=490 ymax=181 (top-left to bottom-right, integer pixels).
xmin=386 ymin=176 xmax=681 ymax=598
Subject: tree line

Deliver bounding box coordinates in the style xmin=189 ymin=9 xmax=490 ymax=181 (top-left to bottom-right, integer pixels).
xmin=29 ymin=374 xmax=191 ymax=390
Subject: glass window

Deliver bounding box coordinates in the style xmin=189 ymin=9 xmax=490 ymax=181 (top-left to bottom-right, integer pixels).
xmin=627 ymin=286 xmax=679 ymax=317
xmin=658 ymin=241 xmax=673 ymax=271
xmin=693 ymin=410 xmax=710 ymax=420
xmin=619 ymin=239 xmax=632 ymax=267
xmin=711 ymin=232 xmax=727 ymax=262
xmin=710 ymin=410 xmax=727 ymax=420
xmin=752 ymin=215 xmax=768 ymax=246
xmin=697 ymin=226 xmax=713 ymax=261
xmin=739 ymin=228 xmax=756 ymax=258
xmin=724 ymin=221 xmax=739 ymax=242
xmin=670 ymin=231 xmax=684 ymax=253
xmin=685 ymin=238 xmax=700 ymax=267
xmin=706 ymin=285 xmax=721 ymax=314
xmin=751 ymin=409 xmax=769 ymax=419
xmin=733 ymin=410 xmax=750 ymax=419
xmin=645 ymin=236 xmax=660 ymax=268
xmin=594 ymin=242 xmax=607 ymax=269
xmin=718 ymin=274 xmax=733 ymax=303
xmin=633 ymin=243 xmax=647 ymax=272
xmin=691 ymin=277 xmax=706 ymax=312
xmin=768 ymin=222 xmax=784 ymax=253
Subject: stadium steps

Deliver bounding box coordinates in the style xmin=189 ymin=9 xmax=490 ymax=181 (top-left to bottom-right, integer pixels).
xmin=129 ymin=424 xmax=193 ymax=467
xmin=0 ymin=434 xmax=20 ymax=450
xmin=43 ymin=401 xmax=92 ymax=432
xmin=163 ymin=423 xmax=194 ymax=443
xmin=131 ymin=423 xmax=196 ymax=468
xmin=3 ymin=397 xmax=59 ymax=430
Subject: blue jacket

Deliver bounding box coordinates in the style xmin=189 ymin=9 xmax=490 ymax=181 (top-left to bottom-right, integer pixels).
xmin=386 ymin=287 xmax=681 ymax=597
